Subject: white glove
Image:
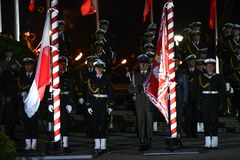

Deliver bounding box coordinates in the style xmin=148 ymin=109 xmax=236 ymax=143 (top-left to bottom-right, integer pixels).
xmin=108 ymin=108 xmax=113 ymax=115
xmin=48 ymin=105 xmax=53 ymax=112
xmin=66 ymin=105 xmax=72 ymax=113
xmin=21 ymin=92 xmax=27 ymax=101
xmin=79 ymin=98 xmax=84 ymax=105
xmin=88 ymin=108 xmax=93 ymax=115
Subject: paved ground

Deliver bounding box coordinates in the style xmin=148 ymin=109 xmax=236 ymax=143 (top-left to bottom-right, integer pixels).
xmin=16 ymin=130 xmax=240 ymax=160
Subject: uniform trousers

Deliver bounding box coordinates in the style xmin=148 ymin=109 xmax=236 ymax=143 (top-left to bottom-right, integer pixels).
xmin=201 ymin=94 xmax=219 ymax=136
xmin=90 ymin=98 xmax=108 ymax=138
xmin=60 ymin=95 xmax=71 ymax=136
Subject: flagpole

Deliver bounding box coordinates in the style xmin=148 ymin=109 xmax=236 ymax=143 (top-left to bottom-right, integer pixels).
xmin=96 ymin=0 xmax=99 ymax=29
xmin=14 ymin=0 xmax=20 ymax=41
xmin=51 ymin=0 xmax=61 ymax=142
xmin=214 ymin=0 xmax=219 ymax=73
xmin=166 ymin=1 xmax=177 ymax=139
xmin=150 ymin=1 xmax=154 ymax=24
xmin=0 ymin=0 xmax=2 ymax=33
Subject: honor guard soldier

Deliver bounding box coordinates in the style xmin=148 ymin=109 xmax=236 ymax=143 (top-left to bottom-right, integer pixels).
xmin=18 ymin=57 xmax=37 ymax=150
xmin=58 ymin=20 xmax=72 ymax=58
xmin=48 ymin=56 xmax=75 ymax=152
xmin=99 ymin=19 xmax=117 ymax=64
xmin=128 ymin=54 xmax=153 ymax=151
xmin=218 ymin=23 xmax=233 ymax=77
xmin=199 ymin=58 xmax=225 ymax=149
xmin=184 ymin=54 xmax=201 ymax=138
xmin=175 ymin=54 xmax=189 ymax=145
xmin=79 ymin=55 xmax=97 ymax=137
xmin=229 ymin=44 xmax=240 ymax=120
xmin=93 ymin=40 xmax=111 ymax=73
xmin=85 ymin=59 xmax=114 ymax=153
xmin=0 ymin=59 xmax=21 ymax=140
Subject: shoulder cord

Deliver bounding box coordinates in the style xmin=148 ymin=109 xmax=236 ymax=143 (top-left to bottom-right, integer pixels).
xmin=87 ymin=79 xmax=99 ymax=94
xmin=199 ymin=74 xmax=210 ymax=89
xmin=228 ymin=40 xmax=237 ymax=53
xmin=18 ymin=78 xmax=30 ymax=90
xmin=230 ymin=57 xmax=240 ymax=71
xmin=80 ymin=70 xmax=87 ymax=84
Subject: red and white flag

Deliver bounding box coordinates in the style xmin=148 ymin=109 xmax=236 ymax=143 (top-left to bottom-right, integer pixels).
xmin=24 ymin=12 xmax=51 ymax=118
xmin=28 ymin=0 xmax=35 ymax=12
xmin=80 ymin=0 xmax=97 ymax=16
xmin=143 ymin=8 xmax=169 ymax=123
xmin=143 ymin=0 xmax=152 ymax=22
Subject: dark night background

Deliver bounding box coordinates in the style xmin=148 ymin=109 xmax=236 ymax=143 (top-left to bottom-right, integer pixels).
xmin=1 ymin=0 xmax=240 ymax=75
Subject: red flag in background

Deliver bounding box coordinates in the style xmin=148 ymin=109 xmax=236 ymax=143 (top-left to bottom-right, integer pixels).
xmin=23 ymin=11 xmax=51 ymax=118
xmin=143 ymin=8 xmax=169 ymax=123
xmin=209 ymin=0 xmax=216 ymax=29
xmin=143 ymin=0 xmax=153 ymax=22
xmin=81 ymin=0 xmax=97 ymax=16
xmin=28 ymin=0 xmax=35 ymax=12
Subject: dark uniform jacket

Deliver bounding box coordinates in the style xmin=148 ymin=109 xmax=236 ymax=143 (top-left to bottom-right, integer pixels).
xmin=176 ymin=68 xmax=189 ymax=107
xmin=128 ymin=70 xmax=152 ymax=109
xmin=86 ymin=73 xmax=113 ymax=110
xmin=0 ymin=69 xmax=20 ymax=97
xmin=199 ymin=73 xmax=225 ymax=107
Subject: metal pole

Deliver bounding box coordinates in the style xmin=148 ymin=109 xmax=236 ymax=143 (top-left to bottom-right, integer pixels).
xmin=215 ymin=0 xmax=219 ymax=73
xmin=166 ymin=0 xmax=177 ymax=138
xmin=0 ymin=0 xmax=2 ymax=33
xmin=95 ymin=0 xmax=99 ymax=29
xmin=150 ymin=2 xmax=154 ymax=24
xmin=51 ymin=0 xmax=61 ymax=142
xmin=14 ymin=0 xmax=20 ymax=41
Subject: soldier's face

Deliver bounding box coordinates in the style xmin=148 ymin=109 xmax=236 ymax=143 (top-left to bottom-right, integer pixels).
xmin=233 ymin=29 xmax=240 ymax=36
xmin=95 ymin=46 xmax=103 ymax=53
xmin=95 ymin=66 xmax=103 ymax=74
xmin=96 ymin=34 xmax=104 ymax=40
xmin=205 ymin=64 xmax=215 ymax=73
xmin=193 ymin=35 xmax=200 ymax=41
xmin=187 ymin=59 xmax=196 ymax=67
xmin=139 ymin=63 xmax=148 ymax=71
xmin=5 ymin=51 xmax=13 ymax=58
xmin=25 ymin=64 xmax=34 ymax=72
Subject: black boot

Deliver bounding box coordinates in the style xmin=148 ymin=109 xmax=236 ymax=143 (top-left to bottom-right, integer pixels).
xmin=146 ymin=138 xmax=152 ymax=150
xmin=138 ymin=138 xmax=146 ymax=151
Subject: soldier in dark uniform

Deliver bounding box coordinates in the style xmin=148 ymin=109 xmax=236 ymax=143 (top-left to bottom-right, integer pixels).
xmin=229 ymin=44 xmax=240 ymax=120
xmin=58 ymin=20 xmax=72 ymax=58
xmin=184 ymin=54 xmax=200 ymax=138
xmin=128 ymin=54 xmax=153 ymax=151
xmin=48 ymin=56 xmax=75 ymax=151
xmin=18 ymin=57 xmax=37 ymax=150
xmin=175 ymin=54 xmax=189 ymax=144
xmin=99 ymin=19 xmax=117 ymax=64
xmin=93 ymin=40 xmax=111 ymax=73
xmin=185 ymin=30 xmax=207 ymax=58
xmin=0 ymin=59 xmax=20 ymax=140
xmin=199 ymin=58 xmax=225 ymax=149
xmin=85 ymin=59 xmax=114 ymax=153
xmin=79 ymin=55 xmax=97 ymax=137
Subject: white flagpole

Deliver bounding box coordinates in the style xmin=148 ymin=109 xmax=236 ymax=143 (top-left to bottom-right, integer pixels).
xmin=14 ymin=0 xmax=20 ymax=41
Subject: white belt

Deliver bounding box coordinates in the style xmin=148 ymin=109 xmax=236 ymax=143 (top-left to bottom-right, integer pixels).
xmin=93 ymin=94 xmax=108 ymax=98
xmin=202 ymin=91 xmax=218 ymax=94
xmin=60 ymin=91 xmax=69 ymax=95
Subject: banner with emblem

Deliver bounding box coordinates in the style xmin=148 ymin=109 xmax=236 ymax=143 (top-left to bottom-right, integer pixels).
xmin=143 ymin=7 xmax=169 ymax=124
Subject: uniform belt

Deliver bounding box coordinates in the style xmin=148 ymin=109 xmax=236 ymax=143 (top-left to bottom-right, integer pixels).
xmin=93 ymin=94 xmax=108 ymax=98
xmin=202 ymin=91 xmax=218 ymax=94
xmin=60 ymin=91 xmax=69 ymax=95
